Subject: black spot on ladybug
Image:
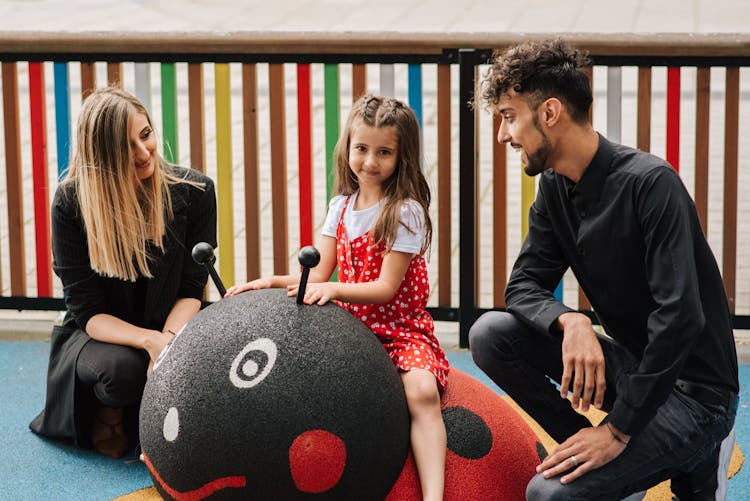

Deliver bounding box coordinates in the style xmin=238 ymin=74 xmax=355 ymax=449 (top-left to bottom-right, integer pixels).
xmin=536 ymin=441 xmax=548 ymax=461
xmin=442 ymin=406 xmax=492 ymax=459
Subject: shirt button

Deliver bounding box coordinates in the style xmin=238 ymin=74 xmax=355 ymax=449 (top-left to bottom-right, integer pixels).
xmin=578 ymin=246 xmax=586 ymax=256
xmin=580 ymin=211 xmax=586 ymax=218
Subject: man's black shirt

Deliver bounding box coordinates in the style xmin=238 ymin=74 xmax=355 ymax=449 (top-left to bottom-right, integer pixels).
xmin=505 ymin=134 xmax=739 ymax=436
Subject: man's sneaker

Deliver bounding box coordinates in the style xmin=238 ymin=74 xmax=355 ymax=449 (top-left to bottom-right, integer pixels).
xmin=620 ymin=490 xmax=646 ymax=501
xmin=715 ymin=426 xmax=735 ymax=500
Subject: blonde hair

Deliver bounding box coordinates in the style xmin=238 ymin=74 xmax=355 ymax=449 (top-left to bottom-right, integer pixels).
xmin=332 ymin=94 xmax=432 ymax=256
xmin=64 ymin=87 xmax=200 ymax=281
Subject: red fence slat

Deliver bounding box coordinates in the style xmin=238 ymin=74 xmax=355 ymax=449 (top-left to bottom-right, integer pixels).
xmin=666 ymin=67 xmax=680 ymax=171
xmin=29 ymin=62 xmax=52 ymax=296
xmin=297 ymin=64 xmax=313 ymax=247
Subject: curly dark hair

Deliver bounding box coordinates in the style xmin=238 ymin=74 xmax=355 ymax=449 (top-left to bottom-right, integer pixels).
xmin=479 ymin=39 xmax=593 ymax=124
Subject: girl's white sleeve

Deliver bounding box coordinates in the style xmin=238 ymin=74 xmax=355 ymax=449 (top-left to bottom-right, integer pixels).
xmin=320 ymin=195 xmax=347 ymax=238
xmin=391 ymin=200 xmax=427 ymax=255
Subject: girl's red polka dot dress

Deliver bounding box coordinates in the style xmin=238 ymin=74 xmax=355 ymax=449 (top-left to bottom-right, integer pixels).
xmin=334 ymin=197 xmax=449 ymax=390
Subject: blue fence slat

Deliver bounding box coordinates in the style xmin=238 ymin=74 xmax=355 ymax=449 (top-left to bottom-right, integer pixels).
xmin=53 ymin=62 xmax=70 ymax=180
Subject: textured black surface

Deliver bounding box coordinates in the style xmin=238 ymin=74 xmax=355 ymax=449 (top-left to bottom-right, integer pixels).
xmin=140 ymin=288 xmax=410 ymax=500
xmin=442 ymin=406 xmax=493 ymax=460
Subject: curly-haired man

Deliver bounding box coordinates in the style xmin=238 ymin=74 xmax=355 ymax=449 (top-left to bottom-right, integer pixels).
xmin=470 ymin=39 xmax=738 ymax=500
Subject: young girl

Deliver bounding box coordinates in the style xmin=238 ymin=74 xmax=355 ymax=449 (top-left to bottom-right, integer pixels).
xmin=226 ymin=94 xmax=449 ymax=500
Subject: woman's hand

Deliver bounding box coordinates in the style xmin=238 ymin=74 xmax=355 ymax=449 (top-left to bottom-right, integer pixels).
xmin=225 ymin=277 xmax=274 ymax=297
xmin=144 ymin=329 xmax=174 ymax=377
xmin=144 ymin=329 xmax=174 ymax=362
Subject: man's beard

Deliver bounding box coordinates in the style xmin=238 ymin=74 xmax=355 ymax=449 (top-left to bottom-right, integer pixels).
xmin=523 ymin=115 xmax=552 ymax=176
xmin=523 ymin=134 xmax=551 ymax=176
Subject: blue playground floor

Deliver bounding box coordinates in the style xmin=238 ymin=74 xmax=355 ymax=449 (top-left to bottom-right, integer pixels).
xmin=2 ymin=341 xmax=749 ymax=500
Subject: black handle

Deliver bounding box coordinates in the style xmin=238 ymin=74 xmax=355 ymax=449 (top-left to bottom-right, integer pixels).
xmin=192 ymin=242 xmax=227 ymax=297
xmin=296 ymin=246 xmax=321 ymax=305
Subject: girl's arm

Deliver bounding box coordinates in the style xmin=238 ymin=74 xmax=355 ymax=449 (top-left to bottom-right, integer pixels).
xmin=296 ymin=249 xmax=411 ymax=306
xmin=226 ymin=236 xmax=338 ymax=296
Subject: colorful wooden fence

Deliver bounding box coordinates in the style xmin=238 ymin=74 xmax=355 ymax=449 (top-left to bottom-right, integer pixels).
xmin=1 ymin=33 xmax=749 ymax=346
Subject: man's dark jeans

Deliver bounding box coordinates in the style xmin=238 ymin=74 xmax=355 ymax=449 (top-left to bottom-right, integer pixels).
xmin=469 ymin=312 xmax=736 ymax=500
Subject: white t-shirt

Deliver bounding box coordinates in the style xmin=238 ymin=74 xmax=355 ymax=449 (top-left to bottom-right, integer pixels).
xmin=321 ymin=193 xmax=426 ymax=255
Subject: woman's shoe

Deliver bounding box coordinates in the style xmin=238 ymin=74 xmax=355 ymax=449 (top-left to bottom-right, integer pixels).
xmin=91 ymin=406 xmax=128 ymax=459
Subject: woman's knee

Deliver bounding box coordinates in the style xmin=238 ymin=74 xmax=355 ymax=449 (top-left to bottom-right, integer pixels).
xmin=80 ymin=343 xmax=148 ymax=406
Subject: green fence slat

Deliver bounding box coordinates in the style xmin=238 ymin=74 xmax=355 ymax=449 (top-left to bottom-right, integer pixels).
xmin=160 ymin=62 xmax=178 ymax=163
xmin=324 ymin=64 xmax=340 ymax=200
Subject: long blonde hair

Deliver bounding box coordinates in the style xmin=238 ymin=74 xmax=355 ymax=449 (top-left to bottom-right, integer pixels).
xmin=63 ymin=87 xmax=195 ymax=281
xmin=332 ymin=94 xmax=432 ymax=256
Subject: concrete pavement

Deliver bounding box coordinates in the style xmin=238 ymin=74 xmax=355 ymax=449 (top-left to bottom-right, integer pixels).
xmin=0 ymin=0 xmax=749 ymax=33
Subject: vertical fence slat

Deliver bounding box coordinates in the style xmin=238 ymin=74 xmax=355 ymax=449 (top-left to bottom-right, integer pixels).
xmin=579 ymin=66 xmax=593 ymax=311
xmin=637 ymin=67 xmax=652 ymax=152
xmin=29 ymin=62 xmax=52 ymax=297
xmin=2 ymin=62 xmax=26 ymax=295
xmin=694 ymin=67 xmax=711 ymax=234
xmin=106 ymin=62 xmax=122 ymax=88
xmin=80 ymin=61 xmax=96 ymax=99
xmin=187 ymin=63 xmax=205 ymax=173
xmin=53 ymin=62 xmax=71 ymax=179
xmin=160 ymin=62 xmax=178 ymax=163
xmin=269 ymin=64 xmax=289 ymax=274
xmin=408 ymin=64 xmax=423 ymax=130
xmin=297 ymin=64 xmax=314 ymax=247
xmin=187 ymin=63 xmax=207 ymax=298
xmin=666 ymin=67 xmax=681 ymax=171
xmin=723 ymin=67 xmax=739 ymax=313
xmin=521 ymin=169 xmax=534 ymax=239
xmin=324 ymin=64 xmax=340 ymax=200
xmin=437 ymin=64 xmax=451 ymax=307
xmin=134 ymin=63 xmax=152 ymax=112
xmin=380 ymin=64 xmax=395 ymax=97
xmin=458 ymin=50 xmax=478 ymax=346
xmin=215 ymin=63 xmax=234 ymax=287
xmin=242 ymin=64 xmax=260 ymax=281
xmin=607 ymin=67 xmax=622 ymax=142
xmin=493 ymin=114 xmax=506 ymax=308
xmin=352 ymin=64 xmax=367 ymax=101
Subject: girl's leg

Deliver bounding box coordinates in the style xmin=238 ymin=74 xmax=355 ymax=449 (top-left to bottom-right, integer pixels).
xmin=400 ymin=369 xmax=445 ymax=501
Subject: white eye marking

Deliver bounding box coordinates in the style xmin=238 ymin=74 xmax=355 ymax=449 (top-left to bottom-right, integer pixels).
xmin=163 ymin=407 xmax=179 ymax=442
xmin=242 ymin=359 xmax=259 ymax=377
xmin=230 ymin=338 xmax=278 ymax=389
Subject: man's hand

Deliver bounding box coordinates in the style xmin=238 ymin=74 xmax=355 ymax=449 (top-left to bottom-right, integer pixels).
xmin=556 ymin=312 xmax=606 ymax=411
xmin=537 ymin=424 xmax=628 ymax=484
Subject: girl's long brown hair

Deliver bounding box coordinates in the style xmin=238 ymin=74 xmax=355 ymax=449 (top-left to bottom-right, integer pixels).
xmin=63 ymin=87 xmax=201 ymax=281
xmin=332 ymin=94 xmax=432 ymax=256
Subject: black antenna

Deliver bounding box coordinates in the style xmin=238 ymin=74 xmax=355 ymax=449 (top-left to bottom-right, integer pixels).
xmin=297 ymin=246 xmax=321 ymax=304
xmin=191 ymin=242 xmax=227 ymax=297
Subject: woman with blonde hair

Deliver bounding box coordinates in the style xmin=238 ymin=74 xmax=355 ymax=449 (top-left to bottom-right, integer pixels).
xmin=30 ymin=87 xmax=217 ymax=458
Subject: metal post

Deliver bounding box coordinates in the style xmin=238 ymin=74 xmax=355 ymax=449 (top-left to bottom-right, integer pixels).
xmin=458 ymin=48 xmax=478 ymax=348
